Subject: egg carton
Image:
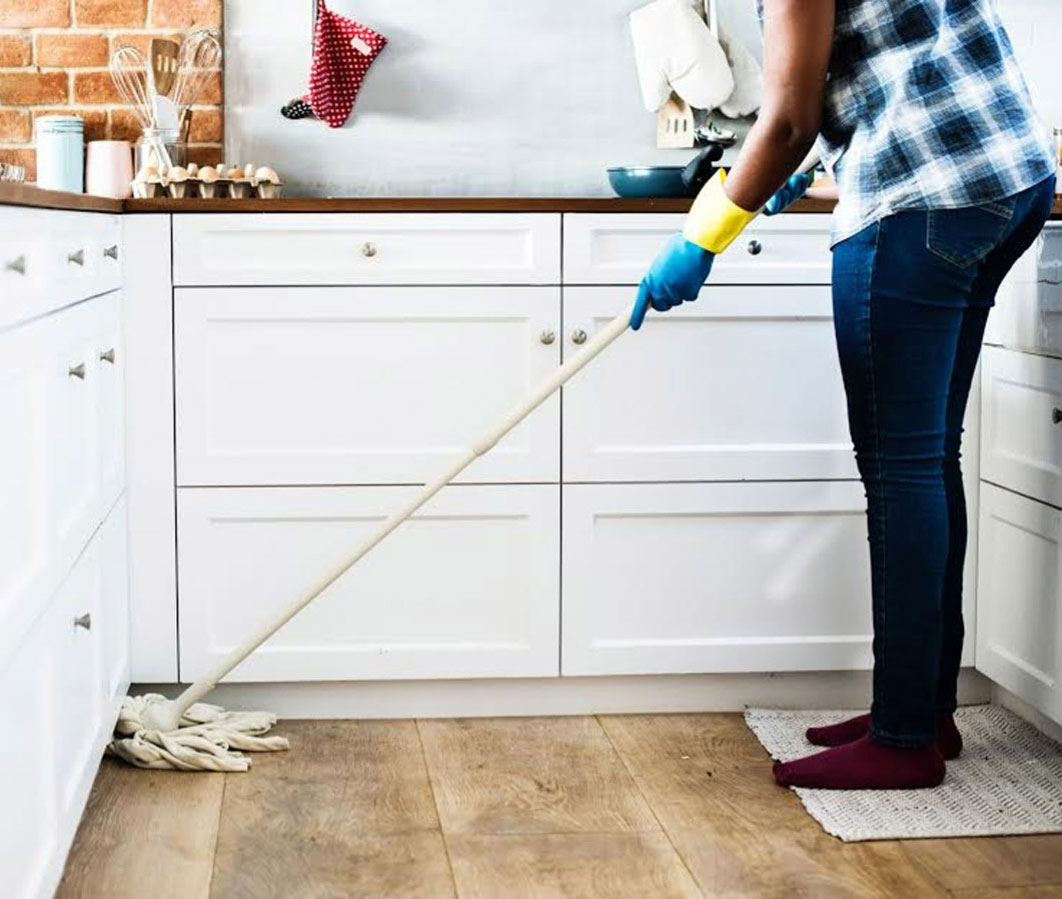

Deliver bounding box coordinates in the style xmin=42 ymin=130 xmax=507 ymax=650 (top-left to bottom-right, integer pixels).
xmin=132 ymin=163 xmax=283 ymax=199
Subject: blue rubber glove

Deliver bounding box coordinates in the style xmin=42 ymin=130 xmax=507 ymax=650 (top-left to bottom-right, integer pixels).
xmin=630 ymin=234 xmax=716 ymax=330
xmin=764 ymin=172 xmax=815 ymax=216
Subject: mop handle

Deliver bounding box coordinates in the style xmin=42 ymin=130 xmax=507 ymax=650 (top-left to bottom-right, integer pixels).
xmin=171 ymin=311 xmax=632 ymax=714
xmin=171 ymin=155 xmax=822 ymax=716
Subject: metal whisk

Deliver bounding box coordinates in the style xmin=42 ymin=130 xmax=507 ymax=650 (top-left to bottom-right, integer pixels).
xmin=109 ymin=44 xmax=172 ymax=169
xmin=172 ymin=29 xmax=223 ymax=118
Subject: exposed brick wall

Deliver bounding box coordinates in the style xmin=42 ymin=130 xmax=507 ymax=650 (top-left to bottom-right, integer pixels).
xmin=0 ymin=0 xmax=222 ymax=182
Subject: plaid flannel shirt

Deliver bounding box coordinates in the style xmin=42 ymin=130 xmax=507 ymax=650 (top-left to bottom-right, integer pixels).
xmin=758 ymin=0 xmax=1055 ymax=244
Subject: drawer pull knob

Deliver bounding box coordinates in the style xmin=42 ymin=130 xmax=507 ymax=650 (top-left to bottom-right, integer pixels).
xmin=74 ymin=613 xmax=91 ymax=631
xmin=571 ymin=329 xmax=588 ymax=345
xmin=539 ymin=330 xmax=556 ymax=345
xmin=1053 ymin=408 xmax=1062 ymax=425
xmin=68 ymin=362 xmax=86 ymax=379
xmin=361 ymin=241 xmax=377 ymax=258
xmin=68 ymin=249 xmax=85 ymax=266
xmin=99 ymin=348 xmax=116 ymax=364
xmin=5 ymin=255 xmax=25 ymax=275
xmin=747 ymin=239 xmax=763 ymax=256
xmin=103 ymin=244 xmax=119 ymax=260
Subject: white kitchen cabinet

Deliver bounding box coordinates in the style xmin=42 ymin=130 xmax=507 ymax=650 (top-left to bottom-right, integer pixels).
xmin=561 ymin=481 xmax=874 ymax=675
xmin=977 ymin=483 xmax=1062 ymax=724
xmin=96 ymin=292 xmax=125 ymax=511
xmin=172 ymin=213 xmax=561 ymax=286
xmin=562 ymin=285 xmax=856 ymax=482
xmin=563 ymin=213 xmax=832 ymax=285
xmin=985 ymin=223 xmax=1062 ymax=359
xmin=174 ymin=286 xmax=561 ymax=486
xmin=177 ymin=484 xmax=559 ymax=681
xmin=99 ymin=496 xmax=130 ymax=706
xmin=0 ymin=312 xmax=53 ymax=662
xmin=0 ymin=207 xmax=121 ymax=331
xmin=981 ymin=345 xmax=1062 ymax=509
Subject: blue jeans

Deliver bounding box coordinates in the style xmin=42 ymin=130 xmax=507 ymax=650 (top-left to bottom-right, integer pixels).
xmin=832 ymin=176 xmax=1056 ymax=748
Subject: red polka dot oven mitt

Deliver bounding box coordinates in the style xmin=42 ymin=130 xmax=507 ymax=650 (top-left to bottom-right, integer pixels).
xmin=303 ymin=0 xmax=388 ymax=128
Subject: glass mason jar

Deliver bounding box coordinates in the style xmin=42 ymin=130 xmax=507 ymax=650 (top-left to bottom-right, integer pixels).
xmin=134 ymin=128 xmax=187 ymax=173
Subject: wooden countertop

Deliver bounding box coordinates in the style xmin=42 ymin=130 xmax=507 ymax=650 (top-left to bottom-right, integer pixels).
xmin=2 ymin=180 xmax=1060 ymax=216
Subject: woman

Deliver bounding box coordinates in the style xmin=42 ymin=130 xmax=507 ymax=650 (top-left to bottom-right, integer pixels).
xmin=634 ymin=0 xmax=1056 ymax=790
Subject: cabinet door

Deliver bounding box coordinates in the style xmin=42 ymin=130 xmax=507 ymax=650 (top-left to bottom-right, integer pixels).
xmin=52 ymin=539 xmax=103 ymax=814
xmin=561 ymin=482 xmax=873 ymax=675
xmin=0 ymin=596 xmax=61 ymax=899
xmin=562 ymin=213 xmax=832 ymax=285
xmin=977 ymin=484 xmax=1062 ymax=724
xmin=986 ymin=223 xmax=1062 ymax=358
xmin=981 ymin=346 xmax=1062 ymax=509
xmin=0 ymin=316 xmax=53 ymax=662
xmin=95 ymin=290 xmax=125 ymax=511
xmin=563 ymin=286 xmax=856 ymax=482
xmin=177 ymin=485 xmax=559 ymax=681
xmin=99 ymin=495 xmax=130 ymax=707
xmin=175 ymin=287 xmax=561 ymax=486
xmin=49 ymin=299 xmax=102 ymax=573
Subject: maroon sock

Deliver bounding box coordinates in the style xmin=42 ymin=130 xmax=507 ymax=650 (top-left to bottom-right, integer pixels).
xmin=773 ymin=735 xmax=945 ymax=790
xmin=806 ymin=712 xmax=963 ymax=760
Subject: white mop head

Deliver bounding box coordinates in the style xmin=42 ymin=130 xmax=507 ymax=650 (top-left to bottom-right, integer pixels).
xmin=108 ymin=693 xmax=290 ymax=772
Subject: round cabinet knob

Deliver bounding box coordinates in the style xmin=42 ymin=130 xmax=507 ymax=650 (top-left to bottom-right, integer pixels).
xmin=539 ymin=330 xmax=556 ymax=345
xmin=1053 ymin=408 xmax=1062 ymax=425
xmin=747 ymin=239 xmax=763 ymax=256
xmin=361 ymin=242 xmax=377 ymax=258
xmin=74 ymin=613 xmax=91 ymax=631
xmin=68 ymin=362 xmax=86 ymax=379
xmin=67 ymin=249 xmax=85 ymax=266
xmin=99 ymin=348 xmax=116 ymax=364
xmin=571 ymin=329 xmax=588 ymax=345
xmin=103 ymin=244 xmax=119 ymax=260
xmin=5 ymin=255 xmax=25 ymax=275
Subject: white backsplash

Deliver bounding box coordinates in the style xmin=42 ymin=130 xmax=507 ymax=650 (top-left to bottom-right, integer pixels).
xmin=222 ymin=0 xmax=1061 ymax=197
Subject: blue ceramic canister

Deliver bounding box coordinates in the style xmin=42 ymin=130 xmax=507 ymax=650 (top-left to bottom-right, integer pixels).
xmin=36 ymin=115 xmax=84 ymax=193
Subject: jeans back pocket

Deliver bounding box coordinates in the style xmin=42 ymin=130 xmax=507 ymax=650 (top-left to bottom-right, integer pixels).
xmin=926 ymin=198 xmax=1016 ymax=268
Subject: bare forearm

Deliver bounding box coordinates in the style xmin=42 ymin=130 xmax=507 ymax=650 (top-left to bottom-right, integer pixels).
xmin=718 ymin=0 xmax=834 ymax=212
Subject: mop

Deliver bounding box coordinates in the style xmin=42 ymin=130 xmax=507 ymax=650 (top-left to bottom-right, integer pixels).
xmin=110 ymin=159 xmax=818 ymax=772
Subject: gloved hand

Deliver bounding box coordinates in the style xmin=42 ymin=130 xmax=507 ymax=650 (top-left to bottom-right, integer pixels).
xmin=630 ymin=233 xmax=715 ymax=330
xmin=764 ymin=171 xmax=815 ymax=216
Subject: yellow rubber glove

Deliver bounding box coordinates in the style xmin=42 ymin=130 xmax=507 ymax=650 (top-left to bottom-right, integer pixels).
xmin=682 ymin=169 xmax=758 ymax=255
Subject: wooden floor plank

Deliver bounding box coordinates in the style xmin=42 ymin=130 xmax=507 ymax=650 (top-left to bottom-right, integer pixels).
xmin=902 ymin=836 xmax=1062 ymax=891
xmin=447 ymin=832 xmax=702 ymax=899
xmin=950 ymin=889 xmax=1062 ymax=899
xmin=209 ymin=720 xmax=454 ymax=899
xmin=55 ymin=756 xmax=225 ymax=899
xmin=602 ymin=714 xmax=947 ymax=898
xmin=599 ymin=712 xmax=809 ymax=833
xmin=417 ymin=716 xmax=659 ymax=835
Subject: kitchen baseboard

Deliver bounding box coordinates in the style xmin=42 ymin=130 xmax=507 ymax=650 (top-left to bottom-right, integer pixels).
xmin=992 ymin=682 xmax=1062 ymax=743
xmin=133 ymin=669 xmax=992 ymax=721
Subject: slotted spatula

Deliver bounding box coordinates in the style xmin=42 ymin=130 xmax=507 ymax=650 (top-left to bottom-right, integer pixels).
xmin=149 ymin=38 xmax=180 ymax=96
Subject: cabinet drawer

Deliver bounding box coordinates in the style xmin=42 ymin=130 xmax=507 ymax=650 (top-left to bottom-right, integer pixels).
xmin=177 ymin=485 xmax=560 ymax=681
xmin=562 ymin=286 xmax=856 ymax=482
xmin=981 ymin=346 xmax=1062 ymax=508
xmin=562 ymin=213 xmax=832 ymax=285
xmin=986 ymin=223 xmax=1062 ymax=359
xmin=976 ymin=484 xmax=1062 ymax=724
xmin=561 ymin=481 xmax=873 ymax=675
xmin=175 ymin=286 xmax=560 ymax=485
xmin=0 ymin=208 xmax=121 ymax=329
xmin=173 ymin=213 xmax=561 ymax=286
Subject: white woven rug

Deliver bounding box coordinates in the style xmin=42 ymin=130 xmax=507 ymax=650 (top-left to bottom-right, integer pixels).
xmin=745 ymin=704 xmax=1062 ymax=842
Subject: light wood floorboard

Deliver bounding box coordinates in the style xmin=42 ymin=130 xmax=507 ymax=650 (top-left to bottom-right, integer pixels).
xmin=57 ymin=713 xmax=1062 ymax=898
xmin=56 ymin=757 xmax=225 ymax=899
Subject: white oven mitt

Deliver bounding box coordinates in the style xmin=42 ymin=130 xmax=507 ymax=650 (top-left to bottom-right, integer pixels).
xmin=629 ymin=0 xmax=734 ymax=113
xmin=716 ymin=26 xmax=763 ymax=117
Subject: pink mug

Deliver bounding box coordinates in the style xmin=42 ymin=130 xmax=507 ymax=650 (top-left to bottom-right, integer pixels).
xmin=85 ymin=140 xmax=133 ymax=198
